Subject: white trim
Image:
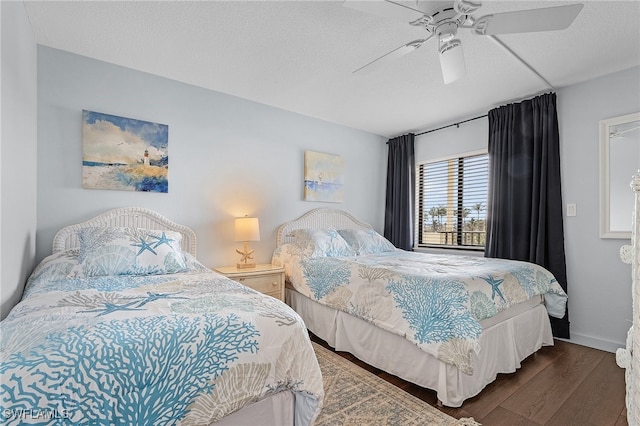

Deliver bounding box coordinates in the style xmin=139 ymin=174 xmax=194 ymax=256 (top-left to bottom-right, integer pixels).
xmin=559 ymin=333 xmax=624 ymax=354
xmin=599 ymin=112 xmax=639 ymax=239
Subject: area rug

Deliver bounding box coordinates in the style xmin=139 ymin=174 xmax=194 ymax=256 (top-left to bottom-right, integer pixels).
xmin=313 ymin=342 xmax=479 ymax=426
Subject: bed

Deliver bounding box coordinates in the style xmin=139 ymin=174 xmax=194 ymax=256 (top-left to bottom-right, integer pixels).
xmin=0 ymin=207 xmax=323 ymax=425
xmin=272 ymin=208 xmax=568 ymax=408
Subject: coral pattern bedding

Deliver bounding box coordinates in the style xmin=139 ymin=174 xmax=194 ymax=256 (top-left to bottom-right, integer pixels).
xmin=1 ymin=249 xmax=323 ymax=425
xmin=273 ymin=246 xmax=567 ymax=374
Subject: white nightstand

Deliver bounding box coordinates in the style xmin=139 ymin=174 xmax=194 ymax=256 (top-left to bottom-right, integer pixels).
xmin=214 ymin=264 xmax=285 ymax=302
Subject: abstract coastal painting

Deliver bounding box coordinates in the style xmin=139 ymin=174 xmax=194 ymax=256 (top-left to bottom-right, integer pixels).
xmin=304 ymin=151 xmax=344 ymax=203
xmin=82 ymin=110 xmax=169 ymax=193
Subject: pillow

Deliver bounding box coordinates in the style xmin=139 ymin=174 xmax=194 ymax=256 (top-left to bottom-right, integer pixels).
xmin=272 ymin=242 xmax=308 ymax=267
xmin=337 ymin=228 xmax=396 ymax=255
xmin=288 ymin=229 xmax=355 ymax=258
xmin=77 ymin=227 xmax=187 ymax=277
xmin=26 ymin=249 xmax=80 ymax=285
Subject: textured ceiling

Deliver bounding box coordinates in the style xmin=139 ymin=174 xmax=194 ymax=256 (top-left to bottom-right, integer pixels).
xmin=23 ymin=0 xmax=640 ymax=137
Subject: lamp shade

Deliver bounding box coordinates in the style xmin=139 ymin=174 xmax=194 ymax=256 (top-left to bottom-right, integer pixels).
xmin=439 ymin=39 xmax=466 ymax=85
xmin=234 ymin=217 xmax=260 ymax=242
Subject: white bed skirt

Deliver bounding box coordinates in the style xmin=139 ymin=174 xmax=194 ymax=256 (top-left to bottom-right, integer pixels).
xmin=287 ymin=288 xmax=554 ymax=407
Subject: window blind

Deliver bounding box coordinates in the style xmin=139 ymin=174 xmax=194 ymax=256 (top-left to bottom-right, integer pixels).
xmin=417 ymin=153 xmax=488 ymax=249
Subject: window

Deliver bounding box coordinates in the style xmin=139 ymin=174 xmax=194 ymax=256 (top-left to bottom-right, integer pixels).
xmin=417 ymin=152 xmax=488 ymax=250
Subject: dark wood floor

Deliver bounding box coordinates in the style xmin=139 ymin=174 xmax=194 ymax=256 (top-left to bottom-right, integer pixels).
xmin=310 ymin=333 xmax=628 ymax=426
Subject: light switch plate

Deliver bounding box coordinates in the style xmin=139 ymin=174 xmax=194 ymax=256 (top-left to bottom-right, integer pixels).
xmin=567 ymin=203 xmax=577 ymax=217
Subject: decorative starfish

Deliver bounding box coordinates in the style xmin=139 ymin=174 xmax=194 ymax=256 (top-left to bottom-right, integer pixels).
xmin=150 ymin=232 xmax=174 ymax=249
xmin=236 ymin=247 xmax=254 ymax=263
xmin=478 ymin=275 xmax=506 ymax=302
xmin=132 ymin=237 xmax=157 ymax=256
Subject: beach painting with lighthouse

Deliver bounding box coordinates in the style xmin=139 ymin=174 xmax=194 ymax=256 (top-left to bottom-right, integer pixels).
xmin=304 ymin=150 xmax=344 ymax=203
xmin=82 ymin=110 xmax=169 ymax=193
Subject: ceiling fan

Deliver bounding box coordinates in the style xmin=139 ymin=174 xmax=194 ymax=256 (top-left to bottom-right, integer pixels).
xmin=345 ymin=0 xmax=583 ymax=84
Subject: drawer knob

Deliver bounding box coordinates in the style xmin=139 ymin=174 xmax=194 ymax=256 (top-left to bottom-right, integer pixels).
xmin=272 ymin=281 xmax=278 ymax=286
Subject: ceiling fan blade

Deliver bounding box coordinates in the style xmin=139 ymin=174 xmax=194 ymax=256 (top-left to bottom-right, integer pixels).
xmin=439 ymin=39 xmax=466 ymax=84
xmin=354 ymin=37 xmax=432 ymax=74
xmin=474 ymin=3 xmax=583 ymax=35
xmin=342 ymin=0 xmax=426 ymax=23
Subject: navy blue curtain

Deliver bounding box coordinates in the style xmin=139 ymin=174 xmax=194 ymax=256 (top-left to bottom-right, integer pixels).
xmin=384 ymin=133 xmax=415 ymax=251
xmin=485 ymin=93 xmax=569 ymax=338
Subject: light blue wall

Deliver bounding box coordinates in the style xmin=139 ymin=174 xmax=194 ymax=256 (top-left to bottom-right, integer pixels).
xmin=36 ymin=47 xmax=387 ymax=269
xmin=558 ymin=66 xmax=640 ymax=352
xmin=415 ymin=115 xmax=488 ymax=163
xmin=1 ymin=2 xmax=38 ymax=320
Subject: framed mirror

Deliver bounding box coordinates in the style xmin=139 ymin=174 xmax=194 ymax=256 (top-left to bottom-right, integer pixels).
xmin=600 ymin=112 xmax=640 ymax=239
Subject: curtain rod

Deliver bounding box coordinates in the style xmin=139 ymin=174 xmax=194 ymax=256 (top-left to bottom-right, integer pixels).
xmin=386 ymin=113 xmax=488 ymax=143
xmin=415 ymin=114 xmax=487 ymax=136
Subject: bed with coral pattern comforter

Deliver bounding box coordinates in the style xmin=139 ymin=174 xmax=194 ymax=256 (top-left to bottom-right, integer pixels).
xmin=0 ymin=250 xmax=323 ymax=425
xmin=273 ymin=247 xmax=567 ymax=374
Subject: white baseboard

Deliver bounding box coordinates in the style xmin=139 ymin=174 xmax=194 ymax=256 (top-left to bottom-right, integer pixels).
xmin=559 ymin=332 xmax=624 ymax=354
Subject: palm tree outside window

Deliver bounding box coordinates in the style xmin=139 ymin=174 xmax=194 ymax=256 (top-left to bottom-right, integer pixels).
xmin=417 ymin=152 xmax=488 ymax=250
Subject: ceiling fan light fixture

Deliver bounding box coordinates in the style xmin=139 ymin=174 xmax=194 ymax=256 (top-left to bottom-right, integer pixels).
xmin=436 ymin=22 xmax=458 ymax=40
xmin=439 ymin=38 xmax=465 ymax=84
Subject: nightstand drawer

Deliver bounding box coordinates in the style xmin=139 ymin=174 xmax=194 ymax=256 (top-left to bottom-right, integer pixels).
xmin=213 ymin=264 xmax=285 ymax=302
xmin=236 ymin=273 xmax=283 ymax=295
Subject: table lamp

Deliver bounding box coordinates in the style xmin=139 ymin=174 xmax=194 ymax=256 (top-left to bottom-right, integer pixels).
xmin=234 ymin=216 xmax=260 ymax=269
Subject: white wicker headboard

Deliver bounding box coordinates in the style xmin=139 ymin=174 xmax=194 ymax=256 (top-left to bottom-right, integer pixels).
xmin=276 ymin=208 xmax=373 ymax=246
xmin=52 ymin=207 xmax=197 ymax=256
